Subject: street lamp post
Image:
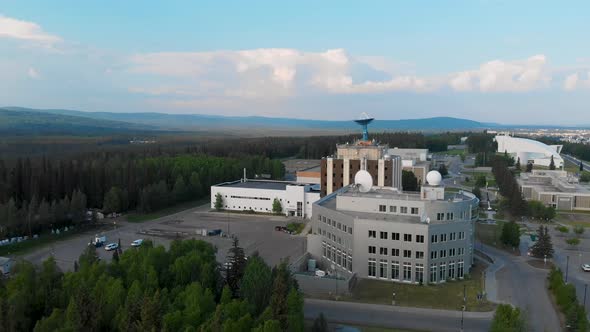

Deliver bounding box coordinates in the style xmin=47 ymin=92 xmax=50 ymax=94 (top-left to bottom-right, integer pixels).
xmin=566 ymin=255 xmax=570 ymax=283
xmin=460 ymin=284 xmax=466 ymax=332
xmin=584 ymin=284 xmax=588 ymax=309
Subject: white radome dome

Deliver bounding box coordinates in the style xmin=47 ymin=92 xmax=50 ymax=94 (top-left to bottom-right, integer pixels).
xmin=426 ymin=170 xmax=442 ymax=186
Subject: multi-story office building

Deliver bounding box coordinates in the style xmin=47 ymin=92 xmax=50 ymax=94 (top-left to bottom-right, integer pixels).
xmin=308 ymin=170 xmax=479 ymax=284
xmin=519 ymin=170 xmax=590 ymax=211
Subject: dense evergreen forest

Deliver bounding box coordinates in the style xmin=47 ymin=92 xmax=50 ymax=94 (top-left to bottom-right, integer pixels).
xmin=0 ymin=238 xmax=305 ymax=332
xmin=0 ymin=131 xmax=464 ymax=239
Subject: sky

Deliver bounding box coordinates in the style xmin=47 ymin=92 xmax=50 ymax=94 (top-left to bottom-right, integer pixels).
xmin=1 ymin=1 xmax=590 ymax=125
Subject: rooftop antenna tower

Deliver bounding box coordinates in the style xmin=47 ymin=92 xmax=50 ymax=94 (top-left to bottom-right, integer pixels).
xmin=354 ymin=112 xmax=374 ymax=141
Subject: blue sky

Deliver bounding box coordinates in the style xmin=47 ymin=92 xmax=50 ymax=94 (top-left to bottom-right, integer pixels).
xmin=1 ymin=1 xmax=590 ymax=125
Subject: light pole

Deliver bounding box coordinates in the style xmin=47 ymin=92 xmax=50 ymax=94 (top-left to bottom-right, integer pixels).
xmin=544 ymin=254 xmax=547 ymax=266
xmin=460 ymin=284 xmax=466 ymax=332
xmin=566 ymin=255 xmax=570 ymax=283
xmin=585 ymin=284 xmax=588 ymax=309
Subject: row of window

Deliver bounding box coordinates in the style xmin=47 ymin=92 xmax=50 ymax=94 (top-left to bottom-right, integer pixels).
xmin=369 ymin=231 xmax=425 ymax=243
xmin=318 ymin=228 xmax=346 ymax=247
xmin=367 ymin=259 xmax=464 ymax=282
xmin=230 ymin=195 xmax=271 ymax=200
xmin=319 ymin=215 xmax=353 ymax=235
xmin=430 ymin=247 xmax=465 ymax=259
xmin=368 ymin=246 xmax=425 ymax=259
xmin=378 ymin=205 xmax=419 ymax=215
xmin=431 ymin=231 xmax=465 ymax=243
xmin=322 ymin=242 xmax=353 ymax=272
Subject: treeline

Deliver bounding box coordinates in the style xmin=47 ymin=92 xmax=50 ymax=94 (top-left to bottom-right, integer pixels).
xmin=466 ymin=133 xmax=501 ymax=167
xmin=0 ymin=238 xmax=305 ymax=332
xmin=548 ymin=267 xmax=588 ymax=331
xmin=0 ymin=154 xmax=284 ymax=238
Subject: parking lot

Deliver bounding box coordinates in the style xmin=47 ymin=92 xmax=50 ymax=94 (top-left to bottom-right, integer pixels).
xmin=22 ymin=204 xmax=307 ymax=272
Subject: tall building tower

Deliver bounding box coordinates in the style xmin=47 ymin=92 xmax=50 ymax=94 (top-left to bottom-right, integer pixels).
xmin=320 ymin=115 xmax=402 ymax=196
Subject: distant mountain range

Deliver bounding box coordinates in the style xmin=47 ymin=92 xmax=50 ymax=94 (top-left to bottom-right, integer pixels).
xmin=1 ymin=106 xmax=584 ymax=136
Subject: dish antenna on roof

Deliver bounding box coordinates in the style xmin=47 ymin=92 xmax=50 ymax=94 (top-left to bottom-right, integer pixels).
xmin=354 ymin=170 xmax=373 ymax=193
xmin=354 ymin=113 xmax=374 ymax=141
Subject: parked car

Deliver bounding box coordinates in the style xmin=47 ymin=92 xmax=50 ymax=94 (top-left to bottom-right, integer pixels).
xmin=89 ymin=236 xmax=107 ymax=248
xmin=207 ymin=229 xmax=223 ymax=236
xmin=274 ymin=226 xmax=286 ymax=232
xmin=582 ymin=264 xmax=590 ymax=272
xmin=131 ymin=239 xmax=143 ymax=247
xmin=105 ymin=243 xmax=119 ymax=251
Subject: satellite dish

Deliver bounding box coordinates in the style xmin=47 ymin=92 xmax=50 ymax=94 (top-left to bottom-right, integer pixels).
xmin=354 ymin=170 xmax=373 ymax=193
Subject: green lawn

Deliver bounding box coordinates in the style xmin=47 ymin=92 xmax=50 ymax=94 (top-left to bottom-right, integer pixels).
xmin=342 ymin=263 xmax=493 ymax=312
xmin=126 ymin=199 xmax=207 ymax=223
xmin=445 ymin=149 xmax=466 ymax=156
xmin=286 ymin=222 xmax=306 ymax=234
xmin=555 ymin=212 xmax=590 ymax=228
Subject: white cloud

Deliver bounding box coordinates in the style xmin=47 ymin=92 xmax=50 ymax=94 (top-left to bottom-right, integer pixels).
xmin=448 ymin=55 xmax=550 ymax=92
xmin=564 ymin=73 xmax=578 ymax=91
xmin=0 ymin=15 xmax=61 ymax=45
xmin=27 ymin=67 xmax=40 ymax=79
xmin=563 ymin=72 xmax=590 ymax=91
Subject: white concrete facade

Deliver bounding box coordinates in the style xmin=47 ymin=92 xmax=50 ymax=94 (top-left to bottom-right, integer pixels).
xmin=495 ymin=135 xmax=564 ymax=168
xmin=211 ymin=180 xmax=320 ymax=219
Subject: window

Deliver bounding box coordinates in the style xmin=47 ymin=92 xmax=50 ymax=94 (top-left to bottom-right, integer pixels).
xmin=440 ymin=233 xmax=447 ymax=242
xmin=379 ymin=205 xmax=386 ymax=212
xmin=430 ymin=251 xmax=438 ymax=259
xmin=431 ymin=234 xmax=438 ymax=243
xmin=439 ymin=263 xmax=446 ymax=282
xmin=336 ymin=249 xmax=342 ymax=266
xmin=403 ymin=250 xmax=412 ymax=258
xmin=391 ymin=261 xmax=400 ymax=280
xmin=415 ymin=263 xmax=424 ymax=283
xmin=430 ymin=264 xmax=437 ymax=283
xmin=391 ymin=248 xmax=400 ymax=257
xmin=458 ymin=260 xmax=464 ymax=278
xmin=322 ymin=242 xmax=327 ymax=257
xmin=380 ymin=231 xmax=388 ymax=240
xmin=459 ymin=231 xmax=465 ymax=240
xmin=380 ymin=259 xmax=388 ymax=278
xmin=436 ymin=213 xmax=444 ymax=221
xmin=368 ymin=246 xmax=376 ymax=254
xmin=342 ymin=225 xmax=346 ymax=233
xmin=347 ymin=254 xmax=353 ymax=272
xmin=400 ymin=206 xmax=408 ymax=214
xmin=404 ymin=234 xmax=412 ymax=242
xmin=458 ymin=247 xmax=465 ymax=255
xmin=318 ymin=215 xmax=322 ymax=221
xmin=368 ymin=259 xmax=377 ymax=277
xmin=416 ymin=235 xmax=425 ymax=243
xmin=322 ymin=216 xmax=326 ymax=223
xmin=403 ymin=262 xmax=412 ymax=281
xmin=450 ymin=232 xmax=456 ymax=241
xmin=327 ymin=246 xmax=333 ymax=261
xmin=446 ymin=212 xmax=454 ymax=220
xmin=337 ymin=222 xmax=341 ymax=230
xmin=391 ymin=232 xmax=400 ymax=241
xmin=369 ymin=230 xmax=376 ymax=238
xmin=449 ymin=248 xmax=456 ymax=257
xmin=439 ymin=249 xmax=446 ymax=258
xmin=390 ymin=205 xmax=397 ymax=213
xmin=348 ymin=227 xmax=353 ymax=235
xmin=411 ymin=207 xmax=419 ymax=215
xmin=415 ymin=251 xmax=424 ymax=259
xmin=380 ymin=247 xmax=388 ymax=256
xmin=448 ymin=261 xmax=455 ymax=279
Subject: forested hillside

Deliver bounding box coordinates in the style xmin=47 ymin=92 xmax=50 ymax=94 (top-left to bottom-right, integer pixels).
xmin=0 ymin=239 xmax=304 ymax=332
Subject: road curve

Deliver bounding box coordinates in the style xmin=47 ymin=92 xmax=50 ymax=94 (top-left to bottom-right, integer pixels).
xmin=304 ymin=298 xmax=493 ymax=332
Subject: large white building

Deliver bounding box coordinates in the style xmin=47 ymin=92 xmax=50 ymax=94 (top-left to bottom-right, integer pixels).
xmin=495 ymin=134 xmax=564 ymax=168
xmin=211 ymin=179 xmax=320 ymax=219
xmin=307 ymin=171 xmax=479 ymax=284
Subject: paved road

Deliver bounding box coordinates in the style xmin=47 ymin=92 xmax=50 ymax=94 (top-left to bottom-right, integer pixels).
xmin=304 ymin=298 xmax=493 ymax=332
xmin=562 ymin=154 xmax=589 ymax=170
xmin=480 ymin=242 xmax=562 ymax=332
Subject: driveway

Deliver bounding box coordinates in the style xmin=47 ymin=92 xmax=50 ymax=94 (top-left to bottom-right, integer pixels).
xmin=304 ymin=298 xmax=492 ymax=332
xmin=480 ymin=242 xmax=561 ymax=332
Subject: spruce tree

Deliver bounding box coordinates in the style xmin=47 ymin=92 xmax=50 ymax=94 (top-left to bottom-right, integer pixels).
xmin=214 ymin=193 xmax=224 ymax=211
xmin=581 ymin=161 xmax=584 ymax=172
xmin=526 ymin=163 xmax=533 ymax=173
xmin=226 ymin=237 xmax=247 ymax=297
xmin=531 ymin=225 xmax=554 ymax=258
xmin=549 ymin=155 xmax=556 ymax=170
xmin=515 ymin=157 xmax=521 ymax=171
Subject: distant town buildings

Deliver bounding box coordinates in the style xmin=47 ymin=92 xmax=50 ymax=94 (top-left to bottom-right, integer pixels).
xmin=307 ymin=170 xmax=478 ymax=284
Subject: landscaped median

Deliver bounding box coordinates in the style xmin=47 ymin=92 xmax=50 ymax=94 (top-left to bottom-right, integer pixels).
xmin=548 ymin=267 xmax=589 ymax=331
xmin=319 ymin=263 xmax=494 ymax=312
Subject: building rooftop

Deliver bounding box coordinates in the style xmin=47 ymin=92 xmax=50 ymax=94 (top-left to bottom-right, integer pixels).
xmin=519 ymin=170 xmax=590 ymax=194
xmin=216 ymin=180 xmax=303 ymax=191
xmin=337 ymin=186 xmax=475 ymax=202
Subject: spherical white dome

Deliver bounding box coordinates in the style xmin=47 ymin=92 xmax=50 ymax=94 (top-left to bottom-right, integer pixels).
xmin=426 ymin=170 xmax=442 ymax=186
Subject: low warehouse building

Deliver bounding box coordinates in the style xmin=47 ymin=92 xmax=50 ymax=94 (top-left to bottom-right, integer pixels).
xmin=211 ymin=179 xmax=320 ymax=219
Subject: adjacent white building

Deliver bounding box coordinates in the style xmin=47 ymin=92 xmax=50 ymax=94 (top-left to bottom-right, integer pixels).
xmin=211 ymin=179 xmax=320 ymax=219
xmin=495 ymin=134 xmax=564 ymax=168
